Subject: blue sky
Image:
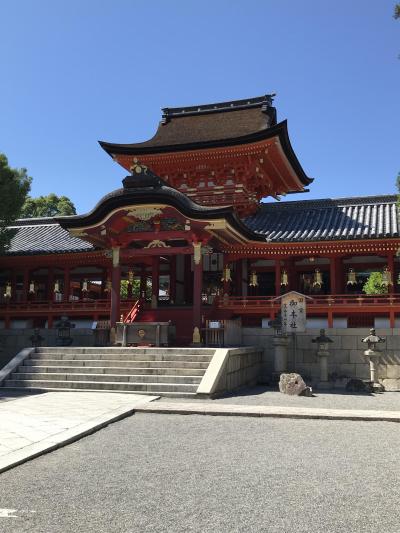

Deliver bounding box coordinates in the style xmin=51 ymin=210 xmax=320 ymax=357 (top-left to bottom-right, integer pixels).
xmin=1 ymin=0 xmax=399 ymax=214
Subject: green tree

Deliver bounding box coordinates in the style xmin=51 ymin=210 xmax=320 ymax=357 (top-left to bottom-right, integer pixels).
xmin=120 ymin=279 xmax=141 ymax=299
xmin=395 ymin=4 xmax=400 ymax=19
xmin=0 ymin=153 xmax=31 ymax=253
xmin=21 ymin=193 xmax=76 ymax=218
xmin=363 ymin=272 xmax=387 ymax=295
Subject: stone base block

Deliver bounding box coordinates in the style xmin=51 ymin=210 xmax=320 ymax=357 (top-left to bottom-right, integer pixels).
xmin=315 ymin=381 xmax=332 ymax=390
xmin=381 ymin=379 xmax=400 ymax=391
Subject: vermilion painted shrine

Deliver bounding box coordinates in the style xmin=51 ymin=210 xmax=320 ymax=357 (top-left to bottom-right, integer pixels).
xmin=1 ymin=95 xmax=399 ymax=344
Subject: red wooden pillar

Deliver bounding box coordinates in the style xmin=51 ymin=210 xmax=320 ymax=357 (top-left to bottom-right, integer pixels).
xmin=335 ymin=257 xmax=343 ymax=294
xmin=329 ymin=258 xmax=337 ymax=295
xmin=192 ymin=243 xmax=203 ymax=341
xmin=184 ymin=254 xmax=192 ymax=304
xmin=235 ymin=259 xmax=242 ymax=297
xmin=151 ymin=256 xmax=159 ymax=308
xmin=64 ymin=267 xmax=70 ymax=302
xmin=127 ymin=267 xmax=133 ymax=299
xmin=222 ymin=255 xmax=230 ymax=296
xmin=47 ymin=268 xmax=54 ymax=302
xmin=11 ymin=270 xmax=17 ymax=303
xmin=110 ymin=247 xmax=121 ymax=327
xmin=242 ymin=259 xmax=248 ymax=297
xmin=388 ymin=253 xmax=395 ymax=294
xmin=275 ymin=259 xmax=281 ymax=296
xmin=170 ymin=256 xmax=176 ymax=303
xmin=22 ymin=267 xmax=29 ymax=303
xmin=140 ymin=267 xmax=146 ymax=299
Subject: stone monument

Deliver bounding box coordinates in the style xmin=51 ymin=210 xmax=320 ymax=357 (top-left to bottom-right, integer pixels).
xmin=312 ymin=329 xmax=333 ymax=389
xmin=362 ymin=328 xmax=385 ymax=392
xmin=268 ymin=312 xmax=289 ymax=375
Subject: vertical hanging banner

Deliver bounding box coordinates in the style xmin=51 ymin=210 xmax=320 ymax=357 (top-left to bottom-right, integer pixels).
xmin=280 ymin=291 xmax=308 ymax=333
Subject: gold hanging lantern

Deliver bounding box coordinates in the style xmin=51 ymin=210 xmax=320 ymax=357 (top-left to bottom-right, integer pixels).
xmin=281 ymin=270 xmax=289 ymax=287
xmin=346 ymin=268 xmax=357 ymax=286
xmin=128 ymin=269 xmax=134 ymax=284
xmin=4 ymin=282 xmax=11 ymax=299
xmin=104 ymin=279 xmax=112 ymax=293
xmin=221 ymin=266 xmax=232 ymax=283
xmin=82 ymin=279 xmax=89 ymax=293
xmin=29 ymin=281 xmax=36 ymax=294
xmin=54 ymin=280 xmax=60 ymax=293
xmin=382 ymin=266 xmax=393 ymax=287
xmin=313 ymin=268 xmax=323 ymax=288
xmin=249 ymin=271 xmax=258 ymax=287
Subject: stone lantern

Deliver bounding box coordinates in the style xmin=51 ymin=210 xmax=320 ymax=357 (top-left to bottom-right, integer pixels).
xmin=30 ymin=328 xmax=44 ymax=351
xmin=268 ymin=312 xmax=289 ymax=375
xmin=55 ymin=316 xmax=75 ymax=347
xmin=362 ymin=328 xmax=385 ymax=391
xmin=312 ymin=329 xmax=333 ymax=387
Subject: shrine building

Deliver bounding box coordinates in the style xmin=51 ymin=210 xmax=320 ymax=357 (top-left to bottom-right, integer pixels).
xmin=1 ymin=94 xmax=399 ymax=345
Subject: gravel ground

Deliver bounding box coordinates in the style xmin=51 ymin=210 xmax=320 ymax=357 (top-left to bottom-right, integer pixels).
xmin=161 ymin=386 xmax=400 ymax=411
xmin=0 ymin=412 xmax=400 ymax=533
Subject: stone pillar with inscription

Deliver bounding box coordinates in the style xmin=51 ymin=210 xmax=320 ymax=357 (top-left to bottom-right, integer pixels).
xmin=280 ymin=291 xmax=309 ymax=374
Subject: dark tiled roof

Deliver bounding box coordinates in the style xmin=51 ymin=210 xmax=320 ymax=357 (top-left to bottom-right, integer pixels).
xmin=2 ymin=219 xmax=94 ymax=256
xmin=244 ymin=195 xmax=399 ymax=242
xmin=57 ymin=180 xmax=261 ymax=242
xmin=99 ymin=94 xmax=277 ymax=154
xmin=3 ymin=195 xmax=398 ymax=255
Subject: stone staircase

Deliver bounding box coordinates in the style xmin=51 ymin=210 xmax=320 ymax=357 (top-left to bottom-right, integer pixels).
xmin=2 ymin=347 xmax=215 ymax=397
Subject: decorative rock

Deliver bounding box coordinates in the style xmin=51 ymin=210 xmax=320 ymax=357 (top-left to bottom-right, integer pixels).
xmin=279 ymin=373 xmax=310 ymax=396
xmin=345 ymin=378 xmax=373 ymax=393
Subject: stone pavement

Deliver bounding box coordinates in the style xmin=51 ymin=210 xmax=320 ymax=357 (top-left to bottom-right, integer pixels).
xmin=0 ymin=391 xmax=157 ymax=474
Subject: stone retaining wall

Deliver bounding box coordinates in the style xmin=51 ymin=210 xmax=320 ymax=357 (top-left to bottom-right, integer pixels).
xmin=242 ymin=327 xmax=400 ymax=391
xmin=197 ymin=347 xmax=263 ymax=397
xmin=0 ymin=329 xmax=95 ymax=367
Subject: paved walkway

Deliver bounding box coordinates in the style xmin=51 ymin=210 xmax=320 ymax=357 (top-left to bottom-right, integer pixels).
xmin=0 ymin=391 xmax=157 ymax=473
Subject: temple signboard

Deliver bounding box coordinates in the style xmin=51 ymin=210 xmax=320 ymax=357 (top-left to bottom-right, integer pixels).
xmin=280 ymin=291 xmax=308 ymax=333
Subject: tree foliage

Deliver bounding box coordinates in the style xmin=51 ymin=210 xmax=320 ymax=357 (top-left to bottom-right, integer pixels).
xmin=395 ymin=4 xmax=400 ymax=19
xmin=120 ymin=279 xmax=141 ymax=298
xmin=0 ymin=153 xmax=31 ymax=252
xmin=21 ymin=193 xmax=76 ymax=218
xmin=363 ymin=272 xmax=387 ymax=295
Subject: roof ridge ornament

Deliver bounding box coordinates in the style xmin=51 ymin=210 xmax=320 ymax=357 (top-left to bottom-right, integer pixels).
xmin=122 ymin=158 xmax=164 ymax=189
xmin=161 ymin=93 xmax=276 ymax=123
xmin=130 ymin=158 xmax=148 ymax=175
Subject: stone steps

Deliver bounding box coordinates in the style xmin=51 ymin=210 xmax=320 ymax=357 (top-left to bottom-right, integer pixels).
xmin=11 ymin=373 xmax=202 ymax=384
xmin=3 ymin=379 xmax=199 ymax=393
xmin=30 ymin=353 xmax=213 ymax=362
xmin=2 ymin=347 xmax=215 ymax=397
xmin=35 ymin=347 xmax=215 ymax=356
xmin=22 ymin=365 xmax=206 ymax=376
xmin=24 ymin=359 xmax=210 ymax=369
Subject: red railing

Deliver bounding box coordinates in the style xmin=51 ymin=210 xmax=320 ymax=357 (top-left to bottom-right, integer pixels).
xmin=0 ymin=298 xmax=138 ymax=315
xmin=123 ymin=299 xmax=142 ymax=323
xmin=217 ymin=294 xmax=400 ymax=310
